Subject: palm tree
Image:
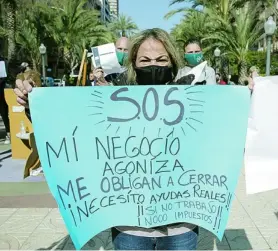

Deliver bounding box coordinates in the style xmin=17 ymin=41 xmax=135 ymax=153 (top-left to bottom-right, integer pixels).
xmin=165 ymin=0 xmax=219 ymax=19
xmin=165 ymin=0 xmax=273 ymax=19
xmin=39 ymin=0 xmax=114 ymax=73
xmin=109 ymin=14 xmax=138 ymax=37
xmin=171 ymin=10 xmax=210 ymax=47
xmin=0 ymin=26 xmax=7 ymax=37
xmin=16 ymin=19 xmax=41 ymax=71
xmin=0 ymin=0 xmax=17 ymax=61
xmin=203 ymin=1 xmax=264 ymax=84
xmin=169 ymin=0 xmax=269 ymax=83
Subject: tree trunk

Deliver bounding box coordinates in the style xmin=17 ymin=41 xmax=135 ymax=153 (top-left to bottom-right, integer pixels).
xmin=3 ymin=1 xmax=17 ymax=87
xmin=5 ymin=2 xmax=16 ymax=62
xmin=32 ymin=58 xmax=37 ymax=72
xmin=70 ymin=57 xmax=78 ymax=75
xmin=63 ymin=47 xmax=72 ymax=74
xmin=238 ymin=61 xmax=248 ymax=85
xmin=220 ymin=56 xmax=229 ymax=82
xmin=55 ymin=55 xmax=60 ymax=78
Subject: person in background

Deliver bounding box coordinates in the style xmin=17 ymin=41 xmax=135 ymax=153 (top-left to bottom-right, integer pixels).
xmin=86 ymin=68 xmax=110 ymax=86
xmin=0 ymin=57 xmax=10 ymax=144
xmin=248 ymin=66 xmax=259 ymax=91
xmin=86 ymin=71 xmax=95 ymax=86
xmin=13 ymin=28 xmax=198 ymax=250
xmin=219 ymin=76 xmax=227 ymax=85
xmin=88 ymin=37 xmax=129 ymax=86
xmin=176 ymin=39 xmax=217 ymax=85
xmin=227 ymin=75 xmax=235 ymax=85
xmin=216 ymin=73 xmax=221 ymax=84
xmin=46 ymin=68 xmax=54 ymax=86
xmin=105 ymin=37 xmax=130 ymax=85
xmin=115 ymin=36 xmax=129 ymax=71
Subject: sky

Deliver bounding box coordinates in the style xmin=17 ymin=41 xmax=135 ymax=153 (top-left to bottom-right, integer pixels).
xmin=119 ymin=0 xmax=191 ymax=32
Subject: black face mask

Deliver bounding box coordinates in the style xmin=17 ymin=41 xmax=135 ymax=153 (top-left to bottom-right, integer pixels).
xmin=135 ymin=65 xmax=173 ymax=85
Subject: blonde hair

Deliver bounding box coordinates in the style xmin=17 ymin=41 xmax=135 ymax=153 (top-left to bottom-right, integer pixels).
xmin=249 ymin=66 xmax=259 ymax=75
xmin=127 ymin=28 xmax=182 ymax=84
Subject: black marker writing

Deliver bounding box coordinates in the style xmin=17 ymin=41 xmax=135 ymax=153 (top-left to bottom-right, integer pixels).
xmin=57 ymin=177 xmax=90 ymax=210
xmin=46 ymin=126 xmax=79 ymax=167
xmin=46 ymin=138 xmax=69 ymax=168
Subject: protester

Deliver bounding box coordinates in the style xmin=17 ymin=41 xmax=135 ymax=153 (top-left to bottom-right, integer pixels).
xmin=227 ymin=75 xmax=236 ymax=85
xmin=216 ymin=73 xmax=220 ymax=84
xmin=248 ymin=66 xmax=259 ymax=91
xmin=105 ymin=37 xmax=129 ymax=85
xmin=86 ymin=71 xmax=95 ymax=86
xmin=115 ymin=36 xmax=129 ymax=70
xmin=219 ymin=76 xmax=227 ymax=85
xmin=86 ymin=68 xmax=109 ymax=86
xmin=14 ymin=28 xmax=199 ymax=250
xmin=176 ymin=39 xmax=217 ymax=85
xmin=114 ymin=28 xmax=198 ymax=250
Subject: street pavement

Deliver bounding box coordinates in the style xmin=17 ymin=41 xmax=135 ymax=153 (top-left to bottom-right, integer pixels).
xmin=0 ymin=132 xmax=278 ymax=249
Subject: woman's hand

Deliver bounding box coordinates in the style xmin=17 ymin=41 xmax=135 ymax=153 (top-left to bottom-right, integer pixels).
xmin=14 ymin=79 xmax=35 ymax=108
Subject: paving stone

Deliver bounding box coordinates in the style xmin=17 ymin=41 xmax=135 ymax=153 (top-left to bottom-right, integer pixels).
xmin=227 ymin=191 xmax=271 ymax=249
xmin=13 ymin=208 xmax=52 ymax=217
xmin=267 ymin=230 xmax=278 ymax=249
xmin=258 ymin=189 xmax=278 ymax=211
xmin=0 ymin=208 xmax=18 ymax=216
xmin=237 ymin=191 xmax=278 ymax=242
xmin=63 ymin=230 xmax=113 ymax=250
xmin=0 ymin=232 xmax=30 ymax=250
xmin=0 ymin=213 xmax=47 ymax=234
xmin=20 ymin=233 xmax=68 ymax=250
xmin=36 ymin=209 xmax=68 ymax=234
xmin=0 ymin=208 xmax=17 ymax=226
xmin=225 ymin=229 xmax=271 ymax=250
xmin=197 ymin=228 xmax=230 ymax=250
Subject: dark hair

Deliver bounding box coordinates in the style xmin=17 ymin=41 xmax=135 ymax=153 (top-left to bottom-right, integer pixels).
xmin=184 ymin=38 xmax=202 ymax=48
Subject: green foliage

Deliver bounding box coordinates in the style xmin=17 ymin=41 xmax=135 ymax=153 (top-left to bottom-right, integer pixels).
xmin=109 ymin=14 xmax=138 ymax=37
xmin=1 ymin=0 xmax=122 ymax=77
xmin=246 ymin=51 xmax=278 ymax=75
xmin=0 ymin=26 xmax=7 ymax=37
xmin=169 ymin=0 xmax=277 ymax=82
xmin=36 ymin=0 xmax=115 ymax=71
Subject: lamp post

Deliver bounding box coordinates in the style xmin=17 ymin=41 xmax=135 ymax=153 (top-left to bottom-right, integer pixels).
xmin=214 ymin=47 xmax=221 ymax=74
xmin=39 ymin=43 xmax=47 ymax=86
xmin=264 ymin=16 xmax=276 ymax=76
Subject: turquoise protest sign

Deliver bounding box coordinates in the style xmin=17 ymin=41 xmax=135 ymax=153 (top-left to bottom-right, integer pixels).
xmin=29 ymin=85 xmax=250 ymax=249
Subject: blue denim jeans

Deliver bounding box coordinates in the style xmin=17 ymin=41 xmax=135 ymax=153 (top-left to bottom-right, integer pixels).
xmin=112 ymin=227 xmax=198 ymax=250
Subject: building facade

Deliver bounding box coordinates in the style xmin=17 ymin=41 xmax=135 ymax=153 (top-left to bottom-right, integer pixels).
xmin=100 ymin=0 xmax=111 ymax=23
xmin=108 ymin=0 xmax=119 ymax=18
xmin=86 ymin=0 xmax=111 ymax=23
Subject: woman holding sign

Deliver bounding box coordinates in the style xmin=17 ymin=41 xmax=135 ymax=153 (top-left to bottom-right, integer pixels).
xmin=13 ymin=28 xmax=198 ymax=250
xmin=112 ymin=28 xmax=199 ymax=250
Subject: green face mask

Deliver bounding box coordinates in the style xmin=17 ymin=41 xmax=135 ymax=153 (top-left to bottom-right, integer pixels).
xmin=116 ymin=51 xmax=128 ymax=66
xmin=184 ymin=52 xmax=203 ymax=66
